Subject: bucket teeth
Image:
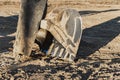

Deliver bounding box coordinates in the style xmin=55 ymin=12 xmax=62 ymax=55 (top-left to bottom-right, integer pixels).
xmin=47 ymin=39 xmax=75 ymax=61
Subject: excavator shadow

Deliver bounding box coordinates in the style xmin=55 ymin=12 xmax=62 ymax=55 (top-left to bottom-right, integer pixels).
xmin=77 ymin=17 xmax=120 ymax=59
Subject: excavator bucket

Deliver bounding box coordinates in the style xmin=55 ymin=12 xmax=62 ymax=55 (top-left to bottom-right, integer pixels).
xmin=40 ymin=8 xmax=82 ymax=61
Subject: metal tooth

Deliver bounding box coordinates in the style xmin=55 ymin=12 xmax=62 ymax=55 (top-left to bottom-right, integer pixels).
xmin=69 ymin=54 xmax=75 ymax=61
xmin=58 ymin=48 xmax=65 ymax=57
xmin=64 ymin=52 xmax=69 ymax=59
xmin=61 ymin=52 xmax=66 ymax=58
xmin=55 ymin=47 xmax=61 ymax=57
xmin=52 ymin=46 xmax=59 ymax=57
xmin=47 ymin=43 xmax=55 ymax=55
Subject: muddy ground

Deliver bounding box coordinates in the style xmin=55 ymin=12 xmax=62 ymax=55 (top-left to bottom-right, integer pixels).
xmin=0 ymin=1 xmax=120 ymax=80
